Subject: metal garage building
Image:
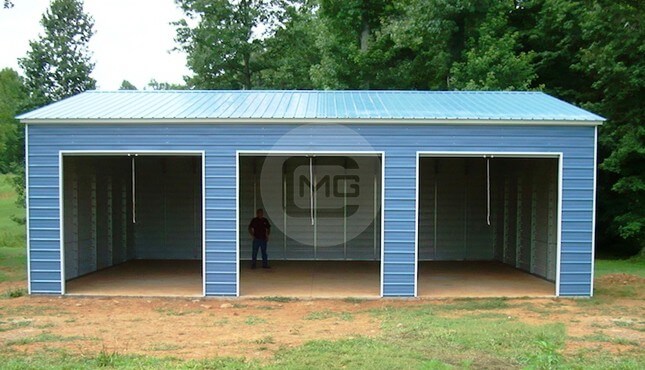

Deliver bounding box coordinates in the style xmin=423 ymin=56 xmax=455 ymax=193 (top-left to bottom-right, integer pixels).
xmin=18 ymin=90 xmax=603 ymax=297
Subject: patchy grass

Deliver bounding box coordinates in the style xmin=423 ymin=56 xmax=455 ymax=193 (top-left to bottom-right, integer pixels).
xmin=342 ymin=297 xmax=366 ymax=304
xmin=595 ymin=257 xmax=645 ymax=278
xmin=1 ymin=287 xmax=27 ymax=298
xmin=153 ymin=307 xmax=203 ymax=316
xmin=0 ymin=304 xmax=68 ymax=316
xmin=0 ymin=350 xmax=254 ymax=369
xmin=254 ymin=336 xmax=275 ymax=345
xmin=304 ymin=309 xmax=354 ymax=321
xmin=244 ymin=316 xmax=267 ymax=325
xmin=255 ymin=305 xmax=279 ymax=310
xmin=259 ymin=296 xmax=298 ymax=303
xmin=147 ymin=343 xmax=184 ymax=352
xmin=0 ymin=319 xmax=31 ymax=332
xmin=5 ymin=333 xmax=84 ymax=346
xmin=574 ymin=332 xmax=640 ymax=347
xmin=438 ymin=297 xmax=509 ymax=311
xmin=373 ymin=304 xmax=566 ymax=368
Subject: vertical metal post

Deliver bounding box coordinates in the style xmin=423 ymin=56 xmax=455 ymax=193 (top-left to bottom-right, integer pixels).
xmin=311 ymin=163 xmax=318 ymax=261
xmin=309 ymin=156 xmax=314 ymax=226
xmin=530 ymin=171 xmax=538 ymax=274
xmin=516 ymin=176 xmax=523 ymax=268
xmin=121 ymin=179 xmax=127 ymax=262
xmin=90 ymin=173 xmax=97 ymax=271
xmin=107 ymin=175 xmax=113 ymax=265
xmin=463 ymin=161 xmax=468 ymax=258
xmin=491 ymin=164 xmax=498 ymax=258
xmin=486 ymin=157 xmax=491 ymax=226
xmin=253 ymin=160 xmax=257 ymax=216
xmin=313 ymin=162 xmax=317 ymax=260
xmin=283 ymin=162 xmax=287 ymax=260
xmin=343 ymin=162 xmax=347 ymax=260
xmin=131 ymin=155 xmax=136 ymax=224
xmin=373 ymin=162 xmax=378 ymax=261
xmin=547 ymin=166 xmax=557 ymax=280
xmin=71 ymin=166 xmax=79 ymax=278
xmin=433 ymin=161 xmax=438 ymax=259
xmin=503 ymin=177 xmax=510 ymax=264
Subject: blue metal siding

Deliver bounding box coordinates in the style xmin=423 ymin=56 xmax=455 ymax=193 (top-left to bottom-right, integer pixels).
xmin=27 ymin=124 xmax=595 ymax=296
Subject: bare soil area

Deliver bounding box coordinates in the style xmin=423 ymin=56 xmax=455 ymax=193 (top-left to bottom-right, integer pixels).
xmin=0 ymin=274 xmax=642 ymax=360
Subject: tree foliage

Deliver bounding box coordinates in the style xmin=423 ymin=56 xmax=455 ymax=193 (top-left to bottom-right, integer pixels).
xmin=172 ymin=0 xmax=642 ymax=254
xmin=118 ymin=80 xmax=137 ymax=90
xmin=147 ymin=79 xmax=187 ymax=90
xmin=450 ymin=4 xmax=536 ymax=90
xmin=0 ymin=68 xmax=27 ymax=174
xmin=174 ymin=0 xmax=287 ymax=89
xmin=0 ymin=0 xmax=640 ymax=254
xmin=18 ymin=0 xmax=95 ymax=107
xmin=577 ymin=0 xmax=644 ymax=253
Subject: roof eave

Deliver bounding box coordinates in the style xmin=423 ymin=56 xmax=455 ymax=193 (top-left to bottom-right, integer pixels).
xmin=20 ymin=117 xmax=605 ymax=126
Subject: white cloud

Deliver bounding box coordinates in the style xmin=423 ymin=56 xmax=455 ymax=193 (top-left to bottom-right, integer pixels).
xmin=0 ymin=0 xmax=191 ymax=90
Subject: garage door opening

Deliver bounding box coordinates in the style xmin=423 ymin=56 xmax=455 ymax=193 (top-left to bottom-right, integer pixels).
xmin=417 ymin=155 xmax=558 ymax=297
xmin=62 ymin=154 xmax=203 ymax=296
xmin=238 ymin=153 xmax=382 ymax=297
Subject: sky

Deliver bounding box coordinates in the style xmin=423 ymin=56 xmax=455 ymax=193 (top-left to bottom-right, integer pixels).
xmin=0 ymin=0 xmax=191 ymax=90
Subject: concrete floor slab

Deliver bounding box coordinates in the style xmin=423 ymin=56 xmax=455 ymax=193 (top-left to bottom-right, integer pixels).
xmin=66 ymin=260 xmax=202 ymax=297
xmin=240 ymin=261 xmax=380 ymax=298
xmin=417 ymin=261 xmax=555 ymax=297
xmin=65 ymin=260 xmax=554 ymax=298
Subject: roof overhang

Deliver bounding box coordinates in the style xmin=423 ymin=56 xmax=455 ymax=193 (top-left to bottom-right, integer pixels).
xmin=20 ymin=118 xmax=604 ymax=126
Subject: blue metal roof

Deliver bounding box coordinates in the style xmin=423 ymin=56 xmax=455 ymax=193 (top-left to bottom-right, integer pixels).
xmin=17 ymin=90 xmax=604 ymax=123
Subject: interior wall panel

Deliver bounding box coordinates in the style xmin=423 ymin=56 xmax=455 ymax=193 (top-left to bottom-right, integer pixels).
xmin=135 ymin=157 xmax=201 ymax=260
xmin=418 ymin=158 xmax=493 ymax=261
xmin=239 ymin=155 xmax=381 ymax=261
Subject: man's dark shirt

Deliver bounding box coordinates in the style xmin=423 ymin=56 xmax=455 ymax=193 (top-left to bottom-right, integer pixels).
xmin=249 ymin=217 xmax=270 ymax=240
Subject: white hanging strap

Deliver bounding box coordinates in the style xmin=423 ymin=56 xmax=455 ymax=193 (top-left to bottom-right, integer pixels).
xmin=309 ymin=156 xmax=315 ymax=225
xmin=131 ymin=155 xmax=136 ymax=224
xmin=486 ymin=156 xmax=491 ymax=226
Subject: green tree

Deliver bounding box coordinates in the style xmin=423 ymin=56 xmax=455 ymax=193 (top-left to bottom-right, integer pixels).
xmin=258 ymin=0 xmax=320 ymax=89
xmin=174 ymin=0 xmax=285 ymax=89
xmin=146 ymin=79 xmax=187 ymax=90
xmin=18 ymin=0 xmax=96 ymax=107
xmin=450 ymin=5 xmax=536 ymax=90
xmin=0 ymin=68 xmax=27 ymax=174
xmin=118 ymin=80 xmax=137 ymax=90
xmin=513 ymin=0 xmax=595 ymax=103
xmin=311 ymin=0 xmax=392 ymax=89
xmin=370 ymin=0 xmax=469 ymax=90
xmin=577 ymin=0 xmax=644 ymax=254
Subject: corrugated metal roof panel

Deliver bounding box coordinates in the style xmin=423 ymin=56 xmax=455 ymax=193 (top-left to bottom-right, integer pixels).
xmin=17 ymin=90 xmax=605 ymax=123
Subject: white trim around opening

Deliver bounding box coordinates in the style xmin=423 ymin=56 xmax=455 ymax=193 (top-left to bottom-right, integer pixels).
xmin=590 ymin=126 xmax=598 ymax=297
xmin=25 ymin=125 xmax=32 ymax=294
xmin=236 ymin=150 xmax=386 ymax=298
xmin=57 ymin=150 xmax=206 ymax=296
xmin=415 ymin=151 xmax=563 ymax=298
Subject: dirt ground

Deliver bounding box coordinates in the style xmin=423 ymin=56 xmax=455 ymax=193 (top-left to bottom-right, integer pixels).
xmin=0 ymin=274 xmax=643 ymax=360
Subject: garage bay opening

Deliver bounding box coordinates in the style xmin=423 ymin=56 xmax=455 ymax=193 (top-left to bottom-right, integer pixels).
xmin=417 ymin=156 xmax=558 ymax=297
xmin=238 ymin=154 xmax=382 ymax=297
xmin=62 ymin=154 xmax=203 ymax=296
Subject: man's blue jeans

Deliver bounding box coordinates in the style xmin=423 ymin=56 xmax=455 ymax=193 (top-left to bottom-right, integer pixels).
xmin=252 ymin=239 xmax=268 ymax=267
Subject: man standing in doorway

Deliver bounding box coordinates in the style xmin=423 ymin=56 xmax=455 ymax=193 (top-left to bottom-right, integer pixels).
xmin=249 ymin=208 xmax=271 ymax=269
